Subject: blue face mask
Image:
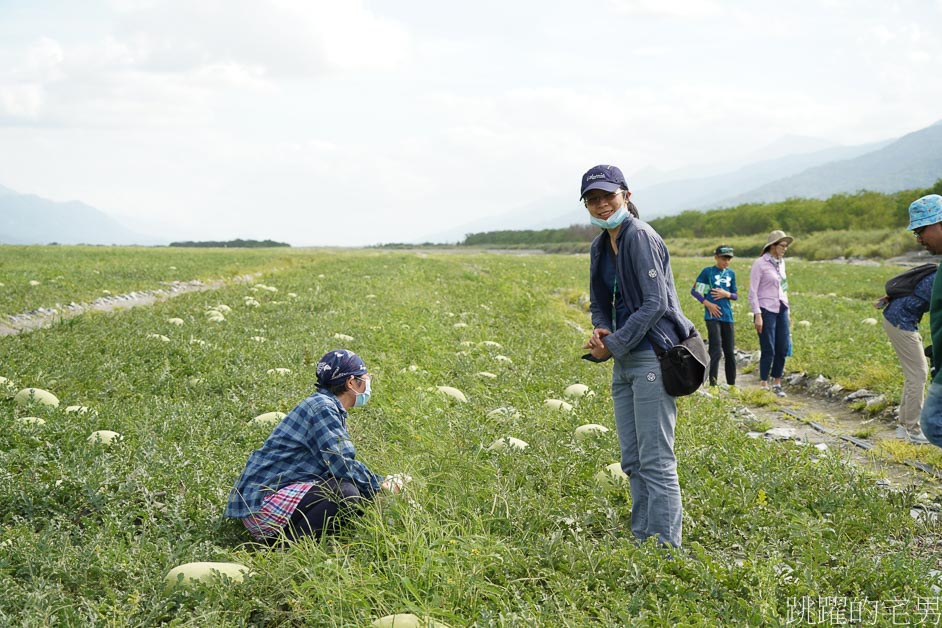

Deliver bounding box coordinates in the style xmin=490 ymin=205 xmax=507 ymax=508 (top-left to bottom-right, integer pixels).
xmin=590 ymin=204 xmax=629 ymax=230
xmin=354 ymin=378 xmax=371 ymax=408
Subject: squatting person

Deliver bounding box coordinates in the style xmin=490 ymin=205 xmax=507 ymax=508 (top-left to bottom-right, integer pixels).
xmin=225 ymin=349 xmax=400 ymax=542
xmin=691 ymin=244 xmax=738 ymax=387
xmin=911 ymin=194 xmax=942 ymax=448
xmin=580 ymin=164 xmax=696 ymax=549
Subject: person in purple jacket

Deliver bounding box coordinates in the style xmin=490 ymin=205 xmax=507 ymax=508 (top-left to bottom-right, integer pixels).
xmin=749 ymin=230 xmax=794 ymax=397
xmin=691 ymin=245 xmax=738 ymax=387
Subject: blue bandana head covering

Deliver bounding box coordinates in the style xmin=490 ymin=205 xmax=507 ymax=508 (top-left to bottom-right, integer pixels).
xmin=316 ymin=349 xmax=367 ymax=388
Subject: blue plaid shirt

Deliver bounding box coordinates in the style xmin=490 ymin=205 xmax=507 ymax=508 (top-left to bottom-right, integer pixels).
xmin=224 ymin=389 xmax=383 ymax=518
xmin=883 ymin=272 xmax=934 ymax=333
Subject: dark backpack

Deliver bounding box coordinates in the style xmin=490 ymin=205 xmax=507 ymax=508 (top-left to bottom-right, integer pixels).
xmin=885 ymin=263 xmax=937 ymax=299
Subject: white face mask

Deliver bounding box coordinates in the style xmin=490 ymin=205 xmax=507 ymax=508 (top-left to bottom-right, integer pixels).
xmin=354 ymin=378 xmax=371 ymax=408
xmin=590 ymin=204 xmax=629 ymax=230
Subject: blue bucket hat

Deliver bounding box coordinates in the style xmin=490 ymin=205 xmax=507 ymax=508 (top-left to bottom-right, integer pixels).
xmin=580 ymin=165 xmax=628 ymax=200
xmin=316 ymin=349 xmax=367 ymax=388
xmin=907 ymin=194 xmax=942 ymax=231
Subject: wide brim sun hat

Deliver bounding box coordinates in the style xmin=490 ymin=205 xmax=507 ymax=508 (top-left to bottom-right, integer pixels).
xmin=762 ymin=229 xmax=794 ymax=253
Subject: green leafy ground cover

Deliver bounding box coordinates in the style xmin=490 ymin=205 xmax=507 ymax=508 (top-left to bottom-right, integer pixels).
xmin=0 ymin=245 xmax=307 ymax=317
xmin=1 ymin=249 xmax=940 ymax=625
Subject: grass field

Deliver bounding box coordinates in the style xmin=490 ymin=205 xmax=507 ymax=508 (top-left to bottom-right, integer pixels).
xmin=0 ymin=245 xmax=306 ymax=316
xmin=1 ymin=248 xmax=940 ymax=625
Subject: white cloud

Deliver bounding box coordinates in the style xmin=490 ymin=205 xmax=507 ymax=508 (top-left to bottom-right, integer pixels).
xmin=0 ymin=38 xmax=64 ymax=121
xmin=112 ymin=0 xmax=412 ymax=76
xmin=0 ymin=1 xmax=412 ymax=130
xmin=633 ymin=47 xmax=670 ymax=57
xmin=22 ymin=37 xmax=65 ymax=80
xmin=0 ymin=84 xmax=44 ymax=119
xmin=606 ymin=0 xmax=725 ymax=19
xmin=870 ymin=24 xmax=895 ymax=45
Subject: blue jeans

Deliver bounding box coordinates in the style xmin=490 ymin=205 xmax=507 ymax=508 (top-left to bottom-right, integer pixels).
xmin=758 ymin=306 xmax=790 ymax=381
xmin=612 ymin=351 xmax=682 ymax=548
xmin=920 ymin=382 xmax=942 ymax=448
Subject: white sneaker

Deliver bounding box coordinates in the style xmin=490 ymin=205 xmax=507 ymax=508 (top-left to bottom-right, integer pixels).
xmin=772 ymin=384 xmax=787 ymax=398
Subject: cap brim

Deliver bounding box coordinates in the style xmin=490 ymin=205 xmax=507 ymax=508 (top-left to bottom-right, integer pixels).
xmin=580 ymin=181 xmax=621 ymax=200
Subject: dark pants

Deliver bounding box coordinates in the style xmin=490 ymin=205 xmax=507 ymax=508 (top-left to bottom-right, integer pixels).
xmin=284 ymin=479 xmax=363 ymax=542
xmin=758 ymin=306 xmax=790 ymax=381
xmin=705 ymin=319 xmax=736 ymax=386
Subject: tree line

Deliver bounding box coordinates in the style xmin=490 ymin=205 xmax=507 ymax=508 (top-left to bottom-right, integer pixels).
xmin=459 ymin=179 xmax=942 ymax=246
xmin=169 ymin=239 xmax=290 ymax=248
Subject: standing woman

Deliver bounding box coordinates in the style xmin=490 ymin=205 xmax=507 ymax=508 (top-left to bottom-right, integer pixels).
xmin=749 ymin=230 xmax=794 ymax=397
xmin=580 ymin=164 xmax=696 ymax=550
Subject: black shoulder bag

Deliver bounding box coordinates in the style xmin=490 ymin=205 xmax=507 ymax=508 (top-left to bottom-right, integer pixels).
xmin=651 ymin=327 xmax=709 ymax=397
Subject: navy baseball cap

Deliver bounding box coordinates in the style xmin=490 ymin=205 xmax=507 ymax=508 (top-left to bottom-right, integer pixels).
xmin=580 ymin=165 xmax=628 ymax=200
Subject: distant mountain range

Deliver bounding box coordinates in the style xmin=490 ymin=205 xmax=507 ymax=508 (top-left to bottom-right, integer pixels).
xmin=713 ymin=121 xmax=942 ymax=207
xmin=433 ymin=119 xmax=942 ymax=241
xmin=0 ymin=189 xmax=159 ymax=245
xmin=4 ymin=120 xmax=941 ymax=246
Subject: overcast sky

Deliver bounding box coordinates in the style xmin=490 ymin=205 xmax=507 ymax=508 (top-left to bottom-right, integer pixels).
xmin=1 ymin=0 xmax=940 ymax=246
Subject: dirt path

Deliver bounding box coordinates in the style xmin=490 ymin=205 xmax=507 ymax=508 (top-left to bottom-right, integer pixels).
xmin=727 ymin=369 xmax=942 ymax=499
xmin=0 ymin=273 xmax=260 ymax=337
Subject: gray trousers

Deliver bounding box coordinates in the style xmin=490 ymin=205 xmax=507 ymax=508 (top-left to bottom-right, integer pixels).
xmin=883 ymin=316 xmax=928 ymax=433
xmin=612 ymin=351 xmax=683 ymax=548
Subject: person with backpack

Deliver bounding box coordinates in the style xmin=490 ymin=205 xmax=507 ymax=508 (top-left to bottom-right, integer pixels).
xmin=910 ymin=194 xmax=942 ymax=448
xmin=875 ymin=263 xmax=936 ymax=444
xmin=691 ymin=245 xmax=738 ymax=387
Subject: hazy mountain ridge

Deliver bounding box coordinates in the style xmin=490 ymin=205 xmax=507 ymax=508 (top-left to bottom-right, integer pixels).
xmin=630 ymin=139 xmax=892 ymax=218
xmin=714 ymin=123 xmax=942 ymax=207
xmin=440 ymin=135 xmax=897 ymax=242
xmin=432 ymin=120 xmax=941 ymax=242
xmin=0 ymin=188 xmax=159 ymax=245
xmin=4 ymin=120 xmax=941 ymax=246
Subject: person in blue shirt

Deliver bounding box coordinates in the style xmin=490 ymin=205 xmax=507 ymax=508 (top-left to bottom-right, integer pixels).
xmin=876 ymin=268 xmax=935 ymax=444
xmin=690 ymin=245 xmax=738 ymax=387
xmin=225 ymin=349 xmax=401 ymax=543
